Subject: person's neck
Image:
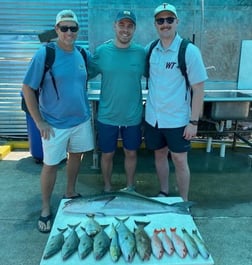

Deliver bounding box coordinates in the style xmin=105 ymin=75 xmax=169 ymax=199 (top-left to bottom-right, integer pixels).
xmin=160 ymin=33 xmax=176 ymax=49
xmin=57 ymin=40 xmax=74 ymax=51
xmin=114 ymin=39 xmax=131 ymax=49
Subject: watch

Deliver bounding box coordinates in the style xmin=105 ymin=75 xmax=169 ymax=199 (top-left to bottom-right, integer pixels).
xmin=189 ymin=120 xmax=198 ymax=126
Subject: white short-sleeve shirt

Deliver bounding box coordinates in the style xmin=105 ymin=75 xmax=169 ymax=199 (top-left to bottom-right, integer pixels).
xmin=145 ymin=34 xmax=208 ymax=128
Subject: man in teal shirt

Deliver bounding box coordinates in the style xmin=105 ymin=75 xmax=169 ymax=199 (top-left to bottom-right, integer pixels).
xmin=89 ymin=10 xmax=146 ymax=192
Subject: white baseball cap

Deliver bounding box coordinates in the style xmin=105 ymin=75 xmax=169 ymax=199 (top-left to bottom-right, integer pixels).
xmin=55 ymin=10 xmax=79 ymax=25
xmin=154 ymin=3 xmax=177 ymax=17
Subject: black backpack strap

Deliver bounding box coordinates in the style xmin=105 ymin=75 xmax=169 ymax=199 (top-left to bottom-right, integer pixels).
xmin=178 ymin=38 xmax=191 ymax=89
xmin=76 ymin=45 xmax=88 ymax=69
xmin=40 ymin=42 xmax=59 ymax=99
xmin=76 ymin=45 xmax=88 ymax=88
xmin=145 ymin=39 xmax=159 ymax=89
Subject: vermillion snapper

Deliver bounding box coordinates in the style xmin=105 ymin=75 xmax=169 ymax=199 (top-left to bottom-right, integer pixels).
xmin=170 ymin=227 xmax=187 ymax=258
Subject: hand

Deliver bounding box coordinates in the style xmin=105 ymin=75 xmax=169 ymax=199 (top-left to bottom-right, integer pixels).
xmin=183 ymin=123 xmax=197 ymax=140
xmin=36 ymin=120 xmax=55 ymax=140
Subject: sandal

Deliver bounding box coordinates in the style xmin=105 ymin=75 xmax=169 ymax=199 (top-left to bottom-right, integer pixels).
xmin=38 ymin=214 xmax=52 ymax=233
xmin=63 ymin=193 xmax=82 ymax=199
xmin=157 ymin=191 xmax=169 ymax=197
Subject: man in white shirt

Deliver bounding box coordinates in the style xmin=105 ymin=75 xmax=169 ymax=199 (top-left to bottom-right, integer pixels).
xmin=145 ymin=3 xmax=208 ymax=201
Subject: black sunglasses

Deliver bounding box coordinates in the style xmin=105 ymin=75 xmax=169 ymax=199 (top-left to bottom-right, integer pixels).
xmin=58 ymin=25 xmax=79 ymax=33
xmin=155 ymin=17 xmax=176 ymax=25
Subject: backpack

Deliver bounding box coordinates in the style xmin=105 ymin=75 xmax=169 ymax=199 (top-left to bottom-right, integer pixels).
xmin=21 ymin=42 xmax=88 ymax=113
xmin=145 ymin=38 xmax=191 ymax=90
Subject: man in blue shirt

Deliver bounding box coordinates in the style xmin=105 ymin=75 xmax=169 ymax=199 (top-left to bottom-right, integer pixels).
xmin=22 ymin=10 xmax=94 ymax=232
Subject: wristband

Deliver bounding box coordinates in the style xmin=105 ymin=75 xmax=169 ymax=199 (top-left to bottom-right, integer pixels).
xmin=189 ymin=120 xmax=198 ymax=126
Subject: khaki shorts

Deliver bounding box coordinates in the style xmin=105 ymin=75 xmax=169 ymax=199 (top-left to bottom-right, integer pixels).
xmin=42 ymin=119 xmax=94 ymax=165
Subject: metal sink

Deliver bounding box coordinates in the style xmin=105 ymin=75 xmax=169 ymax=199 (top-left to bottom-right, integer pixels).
xmin=87 ymin=81 xmax=252 ymax=120
xmin=204 ymin=87 xmax=252 ymax=120
xmin=204 ymin=90 xmax=252 ymax=102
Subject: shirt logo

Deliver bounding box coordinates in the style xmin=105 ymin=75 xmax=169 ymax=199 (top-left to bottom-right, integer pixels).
xmin=165 ymin=62 xmax=176 ymax=69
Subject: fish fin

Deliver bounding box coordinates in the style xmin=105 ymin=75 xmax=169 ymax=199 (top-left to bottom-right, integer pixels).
xmin=80 ymin=226 xmax=86 ymax=232
xmin=92 ymin=195 xmax=116 ymax=203
xmin=86 ymin=213 xmax=95 ymax=218
xmin=101 ymin=224 xmax=110 ymax=229
xmin=171 ymin=201 xmax=196 ymax=208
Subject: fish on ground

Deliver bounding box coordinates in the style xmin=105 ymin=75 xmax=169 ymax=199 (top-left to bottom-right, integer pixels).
xmin=151 ymin=229 xmax=164 ymax=259
xmin=115 ymin=217 xmax=136 ymax=262
xmin=192 ymin=229 xmax=210 ymax=259
xmin=134 ymin=220 xmax=152 ymax=261
xmin=62 ymin=191 xmax=193 ymax=216
xmin=83 ymin=214 xmax=101 ymax=237
xmin=160 ymin=228 xmax=175 ymax=256
xmin=181 ymin=228 xmax=198 ymax=258
xmin=109 ymin=223 xmax=121 ymax=262
xmin=43 ymin=227 xmax=67 ymax=259
xmin=78 ymin=227 xmax=93 ymax=259
xmin=93 ymin=225 xmax=110 ymax=260
xmin=61 ymin=222 xmax=80 ymax=260
xmin=170 ymin=227 xmax=187 ymax=258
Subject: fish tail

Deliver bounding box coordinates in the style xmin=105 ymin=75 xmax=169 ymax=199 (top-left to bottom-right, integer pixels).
xmin=57 ymin=227 xmax=68 ymax=233
xmin=134 ymin=220 xmax=151 ymax=228
xmin=154 ymin=228 xmax=162 ymax=234
xmin=170 ymin=227 xmax=177 ymax=232
xmin=67 ymin=221 xmax=81 ymax=230
xmin=115 ymin=216 xmax=129 ymax=223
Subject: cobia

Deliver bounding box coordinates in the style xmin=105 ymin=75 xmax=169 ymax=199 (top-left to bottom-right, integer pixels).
xmin=62 ymin=191 xmax=193 ymax=216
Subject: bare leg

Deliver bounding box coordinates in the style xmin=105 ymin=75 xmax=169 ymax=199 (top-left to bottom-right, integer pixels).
xmin=65 ymin=152 xmax=83 ymax=197
xmin=39 ymin=164 xmax=58 ymax=231
xmin=101 ymin=151 xmax=115 ymax=191
xmin=154 ymin=146 xmax=169 ymax=195
xmin=171 ymin=152 xmax=190 ymax=201
xmin=124 ymin=148 xmax=137 ymax=187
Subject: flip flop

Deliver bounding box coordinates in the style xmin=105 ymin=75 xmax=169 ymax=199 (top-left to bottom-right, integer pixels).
xmin=38 ymin=215 xmax=52 ymax=233
xmin=157 ymin=191 xmax=169 ymax=197
xmin=62 ymin=193 xmax=82 ymax=199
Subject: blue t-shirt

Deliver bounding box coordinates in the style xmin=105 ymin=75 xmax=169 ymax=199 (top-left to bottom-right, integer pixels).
xmin=23 ymin=43 xmax=90 ymax=129
xmin=88 ymin=41 xmax=146 ymax=126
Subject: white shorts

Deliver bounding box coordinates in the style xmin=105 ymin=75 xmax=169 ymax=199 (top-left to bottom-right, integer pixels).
xmin=42 ymin=119 xmax=94 ymax=166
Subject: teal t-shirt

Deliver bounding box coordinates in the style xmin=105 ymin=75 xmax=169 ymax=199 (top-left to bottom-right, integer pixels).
xmin=89 ymin=41 xmax=146 ymax=126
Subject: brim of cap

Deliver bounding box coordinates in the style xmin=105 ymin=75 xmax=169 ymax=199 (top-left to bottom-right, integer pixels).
xmin=116 ymin=16 xmax=136 ymax=24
